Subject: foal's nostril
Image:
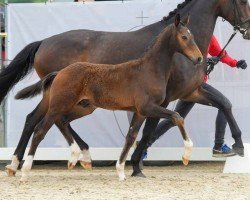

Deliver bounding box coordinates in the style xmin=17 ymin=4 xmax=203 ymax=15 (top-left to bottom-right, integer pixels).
xmin=197 ymin=57 xmax=203 ymax=63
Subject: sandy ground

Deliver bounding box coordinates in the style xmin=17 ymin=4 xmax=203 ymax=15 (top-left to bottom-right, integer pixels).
xmin=0 ymin=162 xmax=250 ymax=200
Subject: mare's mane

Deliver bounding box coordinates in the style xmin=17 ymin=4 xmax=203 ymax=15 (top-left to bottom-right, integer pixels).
xmin=162 ymin=0 xmax=193 ymax=22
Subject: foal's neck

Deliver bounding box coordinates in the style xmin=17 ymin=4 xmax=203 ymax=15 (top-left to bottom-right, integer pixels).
xmin=142 ymin=25 xmax=176 ymax=75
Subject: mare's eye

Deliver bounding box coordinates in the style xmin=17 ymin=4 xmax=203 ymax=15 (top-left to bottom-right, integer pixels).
xmin=182 ymin=35 xmax=188 ymax=40
xmin=241 ymin=0 xmax=247 ymax=4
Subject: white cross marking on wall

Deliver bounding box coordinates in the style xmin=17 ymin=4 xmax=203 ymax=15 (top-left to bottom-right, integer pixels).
xmin=136 ymin=11 xmax=149 ymax=25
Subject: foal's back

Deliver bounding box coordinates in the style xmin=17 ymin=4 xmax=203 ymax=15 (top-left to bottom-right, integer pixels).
xmin=51 ymin=60 xmax=146 ymax=111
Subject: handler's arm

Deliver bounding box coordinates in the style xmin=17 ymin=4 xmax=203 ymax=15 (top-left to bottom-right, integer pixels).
xmin=208 ymin=35 xmax=237 ymax=67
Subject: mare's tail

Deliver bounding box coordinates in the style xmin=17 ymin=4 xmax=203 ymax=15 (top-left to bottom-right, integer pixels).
xmin=0 ymin=41 xmax=42 ymax=103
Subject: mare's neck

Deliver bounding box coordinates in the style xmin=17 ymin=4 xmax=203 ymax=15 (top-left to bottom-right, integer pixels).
xmin=184 ymin=0 xmax=219 ymax=53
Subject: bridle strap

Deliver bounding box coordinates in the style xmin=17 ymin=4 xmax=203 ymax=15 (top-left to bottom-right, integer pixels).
xmin=232 ymin=0 xmax=248 ymax=34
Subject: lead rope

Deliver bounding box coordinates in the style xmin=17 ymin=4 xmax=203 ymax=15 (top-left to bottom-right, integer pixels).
xmin=206 ymin=29 xmax=238 ymax=75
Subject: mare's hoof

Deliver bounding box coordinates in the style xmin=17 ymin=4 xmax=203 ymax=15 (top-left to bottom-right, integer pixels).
xmin=5 ymin=166 xmax=16 ymax=177
xmin=232 ymin=144 xmax=244 ymax=157
xmin=131 ymin=171 xmax=146 ymax=178
xmin=182 ymin=156 xmax=189 ymax=166
xmin=80 ymin=161 xmax=92 ymax=170
xmin=67 ymin=161 xmax=76 ymax=170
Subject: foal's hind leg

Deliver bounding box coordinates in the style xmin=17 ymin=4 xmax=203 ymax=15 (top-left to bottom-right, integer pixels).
xmin=5 ymin=100 xmax=48 ymax=177
xmin=56 ymin=105 xmax=95 ymax=170
xmin=116 ymin=113 xmax=145 ymax=181
xmin=20 ymin=105 xmax=95 ymax=182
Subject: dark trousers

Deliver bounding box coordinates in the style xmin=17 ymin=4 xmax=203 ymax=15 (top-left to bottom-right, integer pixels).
xmin=148 ymin=83 xmax=228 ymax=149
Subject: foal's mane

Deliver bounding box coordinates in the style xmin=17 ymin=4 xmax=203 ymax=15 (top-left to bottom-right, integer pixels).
xmin=162 ymin=0 xmax=193 ymax=22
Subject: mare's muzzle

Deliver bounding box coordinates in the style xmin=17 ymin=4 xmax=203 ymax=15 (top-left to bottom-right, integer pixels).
xmin=243 ymin=29 xmax=250 ymax=39
xmin=240 ymin=19 xmax=250 ymax=40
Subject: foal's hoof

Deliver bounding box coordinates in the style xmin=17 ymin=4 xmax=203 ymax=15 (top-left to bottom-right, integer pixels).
xmin=5 ymin=166 xmax=16 ymax=177
xmin=232 ymin=145 xmax=244 ymax=157
xmin=67 ymin=161 xmax=76 ymax=170
xmin=182 ymin=156 xmax=189 ymax=166
xmin=20 ymin=177 xmax=28 ymax=183
xmin=80 ymin=161 xmax=92 ymax=170
xmin=131 ymin=171 xmax=146 ymax=178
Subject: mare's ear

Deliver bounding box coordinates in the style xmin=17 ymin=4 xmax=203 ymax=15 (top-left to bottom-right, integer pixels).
xmin=182 ymin=14 xmax=190 ymax=26
xmin=175 ymin=14 xmax=181 ymax=27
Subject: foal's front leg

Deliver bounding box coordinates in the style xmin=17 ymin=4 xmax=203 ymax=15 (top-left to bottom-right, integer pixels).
xmin=116 ymin=113 xmax=145 ymax=181
xmin=143 ymin=104 xmax=193 ymax=164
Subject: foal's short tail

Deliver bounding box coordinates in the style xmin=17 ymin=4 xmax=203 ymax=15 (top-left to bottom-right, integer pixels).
xmin=15 ymin=72 xmax=58 ymax=100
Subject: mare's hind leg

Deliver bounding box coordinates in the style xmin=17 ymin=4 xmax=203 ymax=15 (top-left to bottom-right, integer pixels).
xmin=184 ymin=83 xmax=244 ymax=156
xmin=116 ymin=113 xmax=145 ymax=181
xmin=20 ymin=113 xmax=57 ymax=182
xmin=131 ymin=104 xmax=193 ymax=177
xmin=5 ymin=99 xmax=48 ymax=177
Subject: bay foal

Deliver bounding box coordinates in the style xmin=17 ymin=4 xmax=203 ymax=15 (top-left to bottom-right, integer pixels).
xmin=16 ymin=15 xmax=203 ymax=182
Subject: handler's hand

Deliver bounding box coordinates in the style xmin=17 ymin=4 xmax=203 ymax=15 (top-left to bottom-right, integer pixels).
xmin=236 ymin=60 xmax=247 ymax=69
xmin=207 ymin=56 xmax=220 ymax=65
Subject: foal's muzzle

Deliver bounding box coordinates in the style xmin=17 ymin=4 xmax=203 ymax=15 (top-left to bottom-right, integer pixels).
xmin=192 ymin=56 xmax=203 ymax=65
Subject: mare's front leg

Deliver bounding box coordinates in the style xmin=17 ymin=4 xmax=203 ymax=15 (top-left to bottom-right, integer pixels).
xmin=116 ymin=113 xmax=145 ymax=181
xmin=184 ymin=83 xmax=244 ymax=156
xmin=131 ymin=103 xmax=193 ymax=177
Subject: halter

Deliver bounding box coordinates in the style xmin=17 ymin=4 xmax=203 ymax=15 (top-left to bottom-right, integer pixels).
xmin=206 ymin=0 xmax=248 ymax=75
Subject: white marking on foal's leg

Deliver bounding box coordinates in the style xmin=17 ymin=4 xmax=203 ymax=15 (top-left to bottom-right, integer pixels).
xmin=68 ymin=140 xmax=81 ymax=169
xmin=20 ymin=155 xmax=34 ymax=182
xmin=182 ymin=139 xmax=193 ymax=166
xmin=79 ymin=149 xmax=92 ymax=170
xmin=5 ymin=155 xmax=20 ymax=176
xmin=116 ymin=160 xmax=126 ymax=181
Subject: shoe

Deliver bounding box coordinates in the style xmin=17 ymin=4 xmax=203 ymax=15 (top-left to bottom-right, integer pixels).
xmin=212 ymin=144 xmax=236 ymax=158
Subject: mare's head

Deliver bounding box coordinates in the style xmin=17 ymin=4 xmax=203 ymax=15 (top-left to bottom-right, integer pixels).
xmin=218 ymin=0 xmax=250 ymax=39
xmin=172 ymin=14 xmax=203 ymax=65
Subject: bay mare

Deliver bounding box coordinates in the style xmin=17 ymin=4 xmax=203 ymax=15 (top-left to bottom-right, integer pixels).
xmin=3 ymin=0 xmax=250 ymax=177
xmin=15 ymin=16 xmax=202 ymax=181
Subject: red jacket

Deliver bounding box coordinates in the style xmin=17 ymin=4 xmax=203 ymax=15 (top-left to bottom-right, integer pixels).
xmin=204 ymin=35 xmax=238 ymax=82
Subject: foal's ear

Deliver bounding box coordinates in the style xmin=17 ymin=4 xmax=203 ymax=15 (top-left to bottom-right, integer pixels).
xmin=182 ymin=14 xmax=190 ymax=26
xmin=175 ymin=14 xmax=181 ymax=27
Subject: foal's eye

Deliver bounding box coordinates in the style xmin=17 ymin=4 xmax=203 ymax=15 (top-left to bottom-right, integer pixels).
xmin=182 ymin=35 xmax=188 ymax=40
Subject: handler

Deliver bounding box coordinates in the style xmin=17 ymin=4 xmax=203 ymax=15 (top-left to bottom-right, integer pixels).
xmin=142 ymin=35 xmax=247 ymax=159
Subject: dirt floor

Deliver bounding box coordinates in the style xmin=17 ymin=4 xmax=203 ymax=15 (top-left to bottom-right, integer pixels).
xmin=0 ymin=161 xmax=250 ymax=200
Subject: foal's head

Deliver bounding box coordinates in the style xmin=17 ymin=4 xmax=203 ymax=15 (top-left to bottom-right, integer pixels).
xmin=172 ymin=14 xmax=203 ymax=65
